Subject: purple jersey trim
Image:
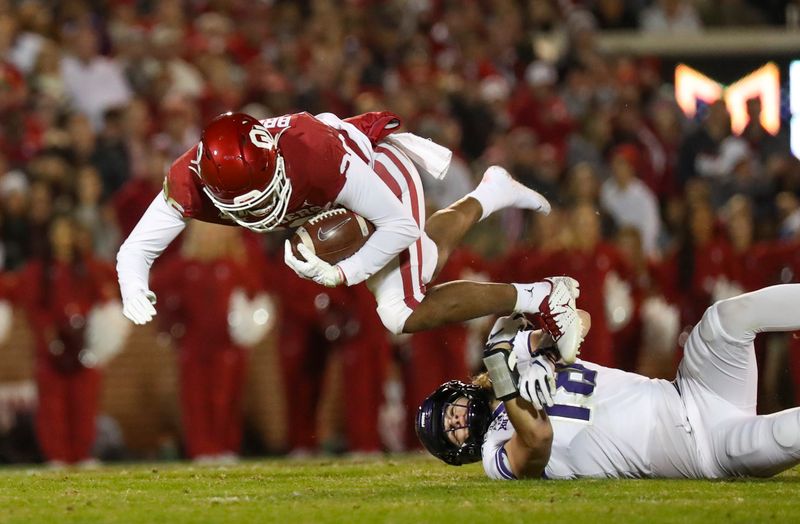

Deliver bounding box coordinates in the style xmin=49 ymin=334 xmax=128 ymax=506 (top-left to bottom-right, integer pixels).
xmin=495 ymin=447 xmax=517 ymax=480
xmin=491 ymin=403 xmax=506 ymax=421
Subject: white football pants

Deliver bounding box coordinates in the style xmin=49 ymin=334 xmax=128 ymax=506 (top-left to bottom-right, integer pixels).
xmin=678 ymin=284 xmax=800 ymax=477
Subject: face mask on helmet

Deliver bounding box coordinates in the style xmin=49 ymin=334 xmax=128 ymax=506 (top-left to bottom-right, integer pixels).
xmin=192 ymin=113 xmax=293 ymax=232
xmin=201 ymin=153 xmax=291 ymax=232
xmin=415 ymin=380 xmax=492 ymax=466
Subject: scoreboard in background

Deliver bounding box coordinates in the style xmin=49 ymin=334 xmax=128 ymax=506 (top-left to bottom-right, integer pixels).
xmin=672 ymin=58 xmax=800 ymax=158
xmin=596 ymin=29 xmax=800 ymax=155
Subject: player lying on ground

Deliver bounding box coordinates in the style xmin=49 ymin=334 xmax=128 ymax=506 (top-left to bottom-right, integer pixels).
xmin=116 ymin=110 xmax=582 ymax=358
xmin=417 ymin=284 xmax=800 ymax=479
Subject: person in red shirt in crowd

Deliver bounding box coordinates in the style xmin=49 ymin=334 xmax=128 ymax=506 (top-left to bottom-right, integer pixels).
xmin=403 ymin=247 xmax=489 ymax=448
xmin=498 ymin=203 xmax=629 ymax=368
xmin=493 ymin=207 xmax=570 ymax=285
xmin=542 ymin=204 xmax=632 ymax=367
xmin=611 ymin=225 xmax=685 ymax=377
xmin=14 ymin=214 xmax=118 ymax=466
xmin=658 ymin=201 xmax=735 ymax=328
xmin=335 ymin=283 xmax=393 ymax=453
xmin=269 ymin=251 xmax=391 ymax=455
xmin=0 ymin=58 xmax=44 ymax=165
xmin=112 ymin=144 xmax=170 ymax=240
xmin=733 ymin=195 xmax=800 ymax=406
xmin=150 ymin=222 xmax=266 ymax=462
xmin=720 ymin=194 xmax=796 ymax=410
xmin=647 ymin=98 xmax=684 ymax=199
xmin=722 ymin=195 xmax=788 ymax=293
xmin=510 ymin=61 xmax=574 ymax=162
xmin=267 ymin=248 xmax=329 ymax=454
xmin=612 ymin=227 xmax=649 ymax=371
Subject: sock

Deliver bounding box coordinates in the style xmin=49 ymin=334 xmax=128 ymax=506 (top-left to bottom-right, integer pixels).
xmin=512 ymin=282 xmax=552 ymax=313
xmin=466 ymin=183 xmax=502 ymax=221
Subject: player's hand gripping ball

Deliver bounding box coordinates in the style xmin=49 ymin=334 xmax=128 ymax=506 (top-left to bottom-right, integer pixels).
xmin=290 ymin=208 xmax=375 ymax=264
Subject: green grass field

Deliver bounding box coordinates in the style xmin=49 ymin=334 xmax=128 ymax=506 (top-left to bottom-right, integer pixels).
xmin=1 ymin=455 xmax=799 ymax=523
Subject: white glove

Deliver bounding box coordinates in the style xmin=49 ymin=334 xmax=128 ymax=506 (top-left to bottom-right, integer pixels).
xmin=121 ymin=287 xmax=157 ymax=325
xmin=283 ymin=240 xmax=345 ymax=288
xmin=486 ymin=314 xmax=532 ymax=346
xmin=518 ymin=353 xmax=556 ymax=411
xmin=486 ymin=314 xmax=536 ymax=374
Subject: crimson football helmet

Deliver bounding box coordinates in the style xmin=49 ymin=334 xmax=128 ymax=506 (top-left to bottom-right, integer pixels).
xmin=190 ymin=112 xmax=291 ymax=232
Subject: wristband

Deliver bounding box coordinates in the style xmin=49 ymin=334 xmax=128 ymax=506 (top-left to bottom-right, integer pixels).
xmin=482 ymin=342 xmax=519 ymax=401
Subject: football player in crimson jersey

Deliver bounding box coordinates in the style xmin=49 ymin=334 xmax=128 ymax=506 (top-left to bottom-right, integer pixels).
xmin=417 ymin=285 xmax=800 ymax=480
xmin=116 ymin=111 xmax=583 ymax=360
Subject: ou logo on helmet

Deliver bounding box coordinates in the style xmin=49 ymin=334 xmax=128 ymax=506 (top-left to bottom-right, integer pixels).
xmin=249 ymin=124 xmax=277 ymax=151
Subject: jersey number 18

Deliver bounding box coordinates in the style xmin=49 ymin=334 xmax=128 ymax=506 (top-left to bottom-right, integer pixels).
xmin=545 ymin=363 xmax=597 ymax=423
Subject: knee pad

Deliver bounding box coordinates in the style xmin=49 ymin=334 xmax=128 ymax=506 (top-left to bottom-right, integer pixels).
xmin=771 ymin=408 xmax=800 ymax=449
xmin=725 ymin=417 xmax=763 ymax=459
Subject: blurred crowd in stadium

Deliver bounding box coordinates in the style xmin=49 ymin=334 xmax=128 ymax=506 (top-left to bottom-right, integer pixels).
xmin=1 ymin=0 xmax=800 ymax=465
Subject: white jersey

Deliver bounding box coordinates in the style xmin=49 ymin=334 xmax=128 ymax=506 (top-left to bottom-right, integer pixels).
xmin=483 ymin=288 xmax=800 ymax=480
xmin=482 ymin=359 xmax=701 ymax=480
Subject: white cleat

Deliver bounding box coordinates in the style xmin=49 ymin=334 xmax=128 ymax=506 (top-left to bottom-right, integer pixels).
xmin=538 ymin=277 xmax=583 ymax=364
xmin=480 ymin=166 xmax=551 ymax=215
xmin=546 ymin=276 xmax=580 ymax=300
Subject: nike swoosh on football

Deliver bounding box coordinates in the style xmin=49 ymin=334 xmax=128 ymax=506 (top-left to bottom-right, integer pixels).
xmin=317 ymin=217 xmax=352 ymax=241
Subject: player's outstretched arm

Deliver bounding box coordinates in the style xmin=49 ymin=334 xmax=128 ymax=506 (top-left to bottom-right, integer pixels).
xmin=503 ymin=395 xmax=553 ymax=479
xmin=501 ymin=313 xmax=591 ymax=478
xmin=483 ymin=325 xmax=554 ymax=479
xmin=116 ymin=193 xmax=187 ymax=325
xmin=504 ymin=329 xmax=557 ymax=478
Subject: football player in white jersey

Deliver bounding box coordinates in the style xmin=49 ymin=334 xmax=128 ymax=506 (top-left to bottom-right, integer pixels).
xmin=416 ymin=284 xmax=800 ymax=480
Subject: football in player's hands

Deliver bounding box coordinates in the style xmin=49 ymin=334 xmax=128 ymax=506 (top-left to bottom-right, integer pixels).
xmin=290 ymin=208 xmax=375 ymax=264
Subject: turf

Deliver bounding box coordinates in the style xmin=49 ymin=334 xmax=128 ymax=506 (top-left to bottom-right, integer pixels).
xmin=1 ymin=455 xmax=799 ymax=524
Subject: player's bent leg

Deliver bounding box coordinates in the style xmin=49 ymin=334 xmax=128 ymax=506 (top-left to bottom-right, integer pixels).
xmin=368 ymin=228 xmax=582 ymax=343
xmin=680 ymin=285 xmax=800 ymax=412
xmin=712 ymin=409 xmax=800 ymax=477
xmin=713 ymin=284 xmax=800 ymax=342
xmin=401 ymin=277 xmax=584 ymax=364
xmin=679 ymin=302 xmax=759 ymax=414
xmin=424 ymin=197 xmax=482 ymax=280
xmin=401 ymin=281 xmax=517 ymax=333
xmin=424 ymin=166 xmax=550 ymax=280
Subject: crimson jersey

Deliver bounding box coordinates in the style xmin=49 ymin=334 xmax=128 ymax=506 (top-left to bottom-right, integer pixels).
xmin=162 ymin=112 xmax=349 ymax=229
